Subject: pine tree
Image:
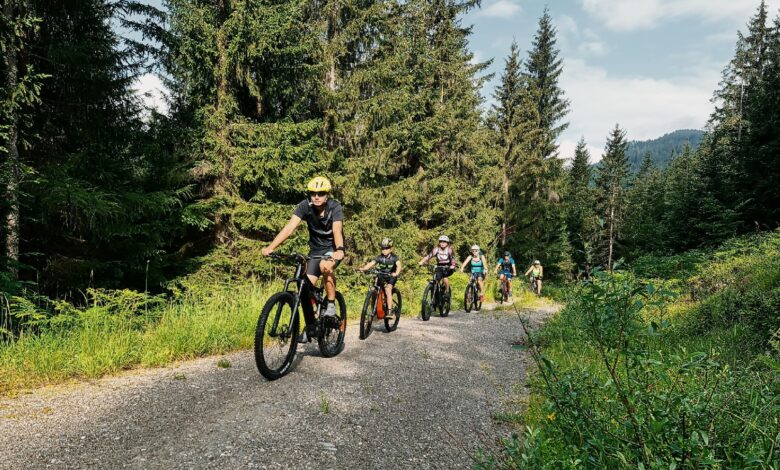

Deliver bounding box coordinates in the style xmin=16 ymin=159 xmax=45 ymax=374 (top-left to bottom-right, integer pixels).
xmin=595 ymin=125 xmax=629 ymax=271
xmin=623 ymin=153 xmax=665 ymax=254
xmin=564 ymin=138 xmax=597 ymax=269
xmin=1 ymin=0 xmax=45 ymax=280
xmin=523 ymin=7 xmax=570 ymax=160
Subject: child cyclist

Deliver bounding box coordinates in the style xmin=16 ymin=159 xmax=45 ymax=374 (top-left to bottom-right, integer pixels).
xmin=460 ymin=244 xmax=488 ymax=301
xmin=358 ymin=238 xmax=402 ymax=311
xmin=494 ymin=251 xmax=517 ymax=297
xmin=418 ymin=235 xmax=457 ymax=296
xmin=261 ymin=176 xmax=345 ymax=342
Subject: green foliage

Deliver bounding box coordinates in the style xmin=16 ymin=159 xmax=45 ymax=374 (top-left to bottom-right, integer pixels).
xmin=486 ymin=230 xmax=780 ymax=469
xmin=625 ymin=129 xmax=704 ymax=173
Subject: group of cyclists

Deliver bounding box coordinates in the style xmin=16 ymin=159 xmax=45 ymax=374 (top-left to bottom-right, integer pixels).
xmin=261 ymin=176 xmax=544 ymax=341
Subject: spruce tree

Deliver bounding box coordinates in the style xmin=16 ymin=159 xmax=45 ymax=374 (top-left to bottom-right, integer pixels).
xmin=595 ymin=125 xmax=629 ymax=271
xmin=523 ymin=7 xmax=570 ymax=159
xmin=565 ymin=138 xmax=597 ymax=269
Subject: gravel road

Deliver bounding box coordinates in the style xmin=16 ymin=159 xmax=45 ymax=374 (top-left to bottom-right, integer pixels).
xmin=0 ymin=306 xmax=555 ymax=469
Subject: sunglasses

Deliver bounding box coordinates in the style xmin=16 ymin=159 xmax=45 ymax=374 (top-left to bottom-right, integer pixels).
xmin=309 ymin=191 xmax=328 ymax=197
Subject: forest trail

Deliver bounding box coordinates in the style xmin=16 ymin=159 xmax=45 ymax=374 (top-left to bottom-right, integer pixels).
xmin=0 ymin=307 xmax=556 ymax=469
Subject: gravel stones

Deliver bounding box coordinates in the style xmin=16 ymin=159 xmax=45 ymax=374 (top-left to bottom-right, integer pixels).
xmin=0 ymin=309 xmax=552 ymax=469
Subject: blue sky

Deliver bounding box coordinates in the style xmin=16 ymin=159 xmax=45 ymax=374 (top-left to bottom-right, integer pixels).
xmin=462 ymin=0 xmax=780 ymax=160
xmin=132 ymin=0 xmax=780 ymax=161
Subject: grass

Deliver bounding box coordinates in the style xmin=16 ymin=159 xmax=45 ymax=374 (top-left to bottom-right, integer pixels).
xmin=479 ymin=230 xmax=780 ymax=469
xmin=0 ymin=267 xmax=533 ymax=395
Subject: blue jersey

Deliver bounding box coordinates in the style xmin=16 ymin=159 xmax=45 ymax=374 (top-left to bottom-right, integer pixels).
xmin=497 ymin=257 xmax=515 ymax=272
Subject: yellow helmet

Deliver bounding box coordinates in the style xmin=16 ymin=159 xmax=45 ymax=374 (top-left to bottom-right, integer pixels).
xmin=306 ymin=176 xmax=332 ymax=193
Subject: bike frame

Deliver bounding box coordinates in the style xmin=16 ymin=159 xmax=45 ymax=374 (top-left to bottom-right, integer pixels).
xmin=270 ymin=255 xmax=325 ymax=338
xmin=428 ymin=266 xmax=450 ymax=306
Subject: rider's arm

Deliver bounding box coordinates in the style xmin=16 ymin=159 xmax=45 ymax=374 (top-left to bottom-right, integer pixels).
xmin=539 ymin=266 xmax=544 ymax=277
xmin=263 ymin=215 xmax=302 ymax=254
xmin=331 ymin=220 xmax=345 ymax=260
xmin=512 ymin=261 xmax=517 ymax=276
xmin=494 ymin=262 xmax=500 ymax=274
xmin=360 ymin=260 xmax=377 ymax=271
xmin=524 ymin=266 xmax=532 ymax=276
xmin=481 ymin=255 xmax=488 ymax=267
xmin=419 ymin=249 xmax=433 ymax=265
xmin=393 ymin=260 xmax=402 ymax=277
xmin=460 ymin=256 xmax=471 ymax=272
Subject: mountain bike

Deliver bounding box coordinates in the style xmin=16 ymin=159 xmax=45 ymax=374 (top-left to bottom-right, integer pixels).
xmin=421 ymin=266 xmax=451 ymax=321
xmin=254 ymin=253 xmax=346 ymax=380
xmin=463 ymin=272 xmax=483 ymax=313
xmin=497 ymin=273 xmax=511 ymax=303
xmin=529 ymin=275 xmax=540 ymax=296
xmin=359 ymin=270 xmax=402 ymax=339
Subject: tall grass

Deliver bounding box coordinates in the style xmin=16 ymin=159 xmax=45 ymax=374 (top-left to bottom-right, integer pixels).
xmin=0 ymin=266 xmax=521 ymax=394
xmin=479 ymin=230 xmax=780 ymax=469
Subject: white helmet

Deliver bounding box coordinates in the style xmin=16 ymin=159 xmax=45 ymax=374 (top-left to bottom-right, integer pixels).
xmin=534 ymin=259 xmax=541 ymax=265
xmin=438 ymin=235 xmax=450 ymax=243
xmin=471 ymin=244 xmax=480 ymax=251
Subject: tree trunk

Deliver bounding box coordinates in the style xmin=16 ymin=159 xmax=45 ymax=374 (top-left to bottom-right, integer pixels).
xmin=607 ymin=204 xmax=614 ymax=272
xmin=213 ymin=0 xmax=232 ymax=244
xmin=4 ymin=0 xmax=20 ymax=278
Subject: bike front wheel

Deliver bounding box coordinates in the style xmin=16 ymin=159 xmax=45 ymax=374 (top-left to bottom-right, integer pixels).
xmin=421 ymin=283 xmax=433 ymax=321
xmin=360 ymin=289 xmax=376 ymax=340
xmin=439 ymin=286 xmax=451 ymax=317
xmin=384 ymin=288 xmax=401 ymax=332
xmin=464 ymin=283 xmax=474 ymax=313
xmin=318 ymin=291 xmax=347 ymax=357
xmin=254 ymin=291 xmax=299 ymax=380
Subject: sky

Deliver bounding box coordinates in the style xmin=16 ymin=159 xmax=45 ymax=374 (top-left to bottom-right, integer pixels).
xmin=132 ymin=0 xmax=780 ymax=161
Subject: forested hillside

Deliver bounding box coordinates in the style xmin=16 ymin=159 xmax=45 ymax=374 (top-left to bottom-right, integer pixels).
xmin=626 ymin=129 xmax=704 ymax=172
xmin=2 ymin=0 xmax=779 ymax=466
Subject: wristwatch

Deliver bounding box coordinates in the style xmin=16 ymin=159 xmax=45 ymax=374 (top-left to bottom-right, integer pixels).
xmin=335 ymin=246 xmax=345 ymax=253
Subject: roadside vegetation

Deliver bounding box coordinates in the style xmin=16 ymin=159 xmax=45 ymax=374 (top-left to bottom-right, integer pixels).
xmin=479 ymin=230 xmax=780 ymax=468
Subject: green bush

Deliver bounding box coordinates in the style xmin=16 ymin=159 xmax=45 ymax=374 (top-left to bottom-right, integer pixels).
xmin=480 ymin=267 xmax=780 ymax=469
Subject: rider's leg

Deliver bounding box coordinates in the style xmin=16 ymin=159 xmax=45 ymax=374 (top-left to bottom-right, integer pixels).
xmin=384 ymin=283 xmax=394 ymax=310
xmin=477 ymin=278 xmax=484 ymax=295
xmin=320 ymin=259 xmax=336 ymax=301
xmin=537 ymin=279 xmax=542 ymax=295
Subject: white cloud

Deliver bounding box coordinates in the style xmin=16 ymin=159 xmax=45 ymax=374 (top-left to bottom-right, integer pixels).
xmin=478 ymin=0 xmax=522 ymax=18
xmin=559 ymin=139 xmax=603 ymax=164
xmin=579 ymin=40 xmax=608 ymax=56
xmin=132 ymin=73 xmax=169 ymax=115
xmin=580 ymin=0 xmax=780 ymax=32
xmin=558 ymin=59 xmax=720 ymax=161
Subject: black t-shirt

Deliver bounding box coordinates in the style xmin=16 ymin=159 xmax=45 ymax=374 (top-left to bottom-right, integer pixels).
xmin=374 ymin=253 xmax=399 ymax=273
xmin=293 ymin=198 xmax=344 ymax=255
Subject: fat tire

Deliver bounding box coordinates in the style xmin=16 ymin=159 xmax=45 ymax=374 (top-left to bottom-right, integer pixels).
xmin=421 ymin=283 xmax=433 ymax=321
xmin=360 ymin=289 xmax=376 ymax=340
xmin=464 ymin=283 xmax=474 ymax=313
xmin=384 ymin=288 xmax=401 ymax=332
xmin=254 ymin=291 xmax=299 ymax=381
xmin=318 ymin=291 xmax=346 ymax=357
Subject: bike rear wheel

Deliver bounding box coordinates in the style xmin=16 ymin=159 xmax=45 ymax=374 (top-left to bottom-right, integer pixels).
xmin=421 ymin=283 xmax=433 ymax=321
xmin=318 ymin=291 xmax=347 ymax=357
xmin=254 ymin=292 xmax=299 ymax=380
xmin=360 ymin=289 xmax=376 ymax=340
xmin=384 ymin=288 xmax=401 ymax=332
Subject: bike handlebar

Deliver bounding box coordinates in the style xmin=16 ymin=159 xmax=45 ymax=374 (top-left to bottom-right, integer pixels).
xmin=268 ymin=252 xmax=335 ymax=264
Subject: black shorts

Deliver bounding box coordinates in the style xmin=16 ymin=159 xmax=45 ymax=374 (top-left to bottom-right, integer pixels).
xmin=470 ymin=272 xmax=485 ymax=280
xmin=306 ymin=251 xmax=341 ymax=277
xmin=434 ymin=267 xmax=454 ymax=281
xmin=377 ymin=273 xmax=397 ymax=286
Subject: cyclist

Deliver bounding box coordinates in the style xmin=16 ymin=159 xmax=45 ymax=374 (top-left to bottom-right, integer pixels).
xmin=358 ymin=238 xmax=402 ymax=311
xmin=525 ymin=260 xmax=544 ymax=295
xmin=494 ymin=251 xmax=517 ymax=297
xmin=460 ymin=244 xmax=487 ymax=301
xmin=261 ymin=176 xmax=345 ymax=341
xmin=418 ymin=235 xmax=457 ymax=296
